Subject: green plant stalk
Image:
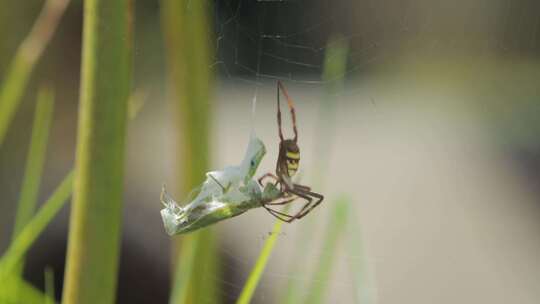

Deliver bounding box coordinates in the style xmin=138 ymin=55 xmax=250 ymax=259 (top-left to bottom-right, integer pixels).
xmin=0 ymin=91 xmax=141 ymax=279
xmin=0 ymin=95 xmax=140 ymax=304
xmin=0 ymin=275 xmax=54 ymax=304
xmin=282 ymin=35 xmax=349 ymax=304
xmin=236 ymin=220 xmax=284 ymax=304
xmin=11 ymin=86 xmax=54 ymax=275
xmin=62 ymin=0 xmax=132 ymax=303
xmin=0 ymin=92 xmax=140 ymax=282
xmin=160 ymin=1 xmax=217 ymax=303
xmin=0 ymin=171 xmax=73 ymax=276
xmin=0 ymin=0 xmax=70 ymax=146
xmin=169 ymin=235 xmax=200 ymax=304
xmin=45 ymin=266 xmax=55 ymax=304
xmin=314 ymin=34 xmax=349 ymax=188
xmin=303 ymin=198 xmax=349 ymax=304
xmin=348 ymin=204 xmax=375 ymax=304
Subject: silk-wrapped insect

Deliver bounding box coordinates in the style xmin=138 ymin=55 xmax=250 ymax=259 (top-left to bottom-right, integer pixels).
xmin=160 ymin=134 xmax=282 ymax=235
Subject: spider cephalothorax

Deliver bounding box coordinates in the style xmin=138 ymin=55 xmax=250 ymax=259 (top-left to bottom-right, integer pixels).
xmin=258 ymin=81 xmax=324 ymax=222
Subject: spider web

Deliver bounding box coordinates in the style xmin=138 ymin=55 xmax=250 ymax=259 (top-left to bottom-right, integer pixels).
xmin=196 ymin=0 xmax=540 ymax=303
xmin=212 ymin=0 xmax=414 ymax=86
xmin=205 ymin=1 xmax=406 ymax=303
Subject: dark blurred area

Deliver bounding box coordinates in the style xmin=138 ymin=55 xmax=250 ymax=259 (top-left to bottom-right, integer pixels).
xmin=1 ymin=0 xmax=540 ymax=303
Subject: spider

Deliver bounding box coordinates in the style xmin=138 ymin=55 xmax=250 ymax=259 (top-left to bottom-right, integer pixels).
xmin=258 ymin=81 xmax=324 ymax=222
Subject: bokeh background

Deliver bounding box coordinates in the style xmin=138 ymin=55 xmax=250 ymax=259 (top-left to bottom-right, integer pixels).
xmin=1 ymin=0 xmax=540 ymax=303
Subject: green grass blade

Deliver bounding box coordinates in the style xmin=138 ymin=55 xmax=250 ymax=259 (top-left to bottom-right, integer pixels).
xmin=0 ymin=171 xmax=74 ymax=276
xmin=236 ymin=220 xmax=284 ymax=304
xmin=0 ymin=0 xmax=69 ymax=146
xmin=45 ymin=266 xmax=55 ymax=304
xmin=11 ymin=86 xmax=55 ymax=275
xmin=282 ymin=36 xmax=349 ymax=304
xmin=160 ymin=1 xmax=216 ymax=303
xmin=303 ymin=197 xmax=349 ymax=304
xmin=0 ymin=89 xmax=141 ymax=284
xmin=348 ymin=204 xmax=376 ymax=304
xmin=169 ymin=236 xmax=200 ymax=304
xmin=313 ymin=34 xmax=349 ymax=188
xmin=61 ymin=0 xmax=132 ymax=303
xmin=0 ymin=91 xmax=140 ymax=288
xmin=0 ymin=275 xmax=54 ymax=304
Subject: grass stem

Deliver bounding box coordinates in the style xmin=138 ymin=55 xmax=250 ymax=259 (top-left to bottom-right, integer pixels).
xmin=160 ymin=1 xmax=217 ymax=303
xmin=303 ymin=198 xmax=349 ymax=304
xmin=236 ymin=221 xmax=284 ymax=304
xmin=11 ymin=86 xmax=54 ymax=275
xmin=0 ymin=0 xmax=69 ymax=146
xmin=62 ymin=0 xmax=132 ymax=303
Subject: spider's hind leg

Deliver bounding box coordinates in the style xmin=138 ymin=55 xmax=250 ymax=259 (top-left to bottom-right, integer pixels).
xmin=258 ymin=172 xmax=279 ymax=187
xmin=294 ymin=190 xmax=324 ymax=220
xmin=263 ymin=206 xmax=297 ymax=223
xmin=292 ymin=183 xmax=311 ymax=192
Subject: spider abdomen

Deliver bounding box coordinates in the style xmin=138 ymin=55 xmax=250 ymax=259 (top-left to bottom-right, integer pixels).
xmin=286 ymin=150 xmax=300 ymax=176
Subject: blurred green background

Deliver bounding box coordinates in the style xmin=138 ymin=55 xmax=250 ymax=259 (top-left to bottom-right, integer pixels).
xmin=1 ymin=0 xmax=540 ymax=303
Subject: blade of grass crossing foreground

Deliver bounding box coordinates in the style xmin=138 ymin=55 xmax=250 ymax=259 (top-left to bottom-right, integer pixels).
xmin=45 ymin=266 xmax=55 ymax=304
xmin=169 ymin=235 xmax=200 ymax=304
xmin=11 ymin=86 xmax=54 ymax=275
xmin=62 ymin=0 xmax=132 ymax=303
xmin=0 ymin=89 xmax=141 ymax=277
xmin=0 ymin=0 xmax=69 ymax=146
xmin=303 ymin=197 xmax=349 ymax=304
xmin=0 ymin=275 xmax=54 ymax=304
xmin=236 ymin=220 xmax=284 ymax=304
xmin=0 ymin=91 xmax=141 ymax=283
xmin=282 ymin=36 xmax=349 ymax=304
xmin=348 ymin=204 xmax=376 ymax=304
xmin=0 ymin=171 xmax=74 ymax=276
xmin=160 ymin=1 xmax=217 ymax=303
xmin=314 ymin=34 xmax=348 ymax=188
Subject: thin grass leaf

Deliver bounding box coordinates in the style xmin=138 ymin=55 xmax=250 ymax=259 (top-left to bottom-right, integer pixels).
xmin=0 ymin=275 xmax=54 ymax=304
xmin=0 ymin=89 xmax=141 ymax=282
xmin=313 ymin=34 xmax=349 ymax=188
xmin=236 ymin=220 xmax=284 ymax=304
xmin=45 ymin=266 xmax=55 ymax=304
xmin=0 ymin=171 xmax=74 ymax=277
xmin=0 ymin=93 xmax=140 ymax=297
xmin=0 ymin=0 xmax=70 ymax=146
xmin=282 ymin=35 xmax=349 ymax=304
xmin=11 ymin=86 xmax=55 ymax=276
xmin=62 ymin=1 xmax=132 ymax=303
xmin=160 ymin=1 xmax=216 ymax=303
xmin=348 ymin=204 xmax=376 ymax=304
xmin=169 ymin=235 xmax=200 ymax=304
xmin=303 ymin=197 xmax=349 ymax=304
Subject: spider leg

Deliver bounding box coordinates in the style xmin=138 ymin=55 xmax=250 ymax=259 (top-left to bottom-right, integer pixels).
xmin=277 ymin=82 xmax=284 ymax=141
xmin=263 ymin=206 xmax=296 ymax=223
xmin=262 ymin=192 xmax=307 ymax=222
xmin=286 ymin=188 xmax=314 ymax=220
xmin=264 ymin=195 xmax=296 ymax=206
xmin=292 ymin=183 xmax=311 ymax=192
xmin=258 ymin=172 xmax=279 ymax=187
xmin=277 ymin=81 xmax=298 ymax=142
xmin=292 ymin=189 xmax=324 ymax=220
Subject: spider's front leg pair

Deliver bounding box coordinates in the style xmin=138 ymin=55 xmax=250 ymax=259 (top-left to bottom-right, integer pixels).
xmin=257 ymin=174 xmax=324 ymax=222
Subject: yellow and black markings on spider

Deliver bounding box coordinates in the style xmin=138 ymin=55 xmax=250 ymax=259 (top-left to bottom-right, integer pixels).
xmin=257 ymin=81 xmax=324 ymax=223
xmin=285 ymin=150 xmax=300 ymax=176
